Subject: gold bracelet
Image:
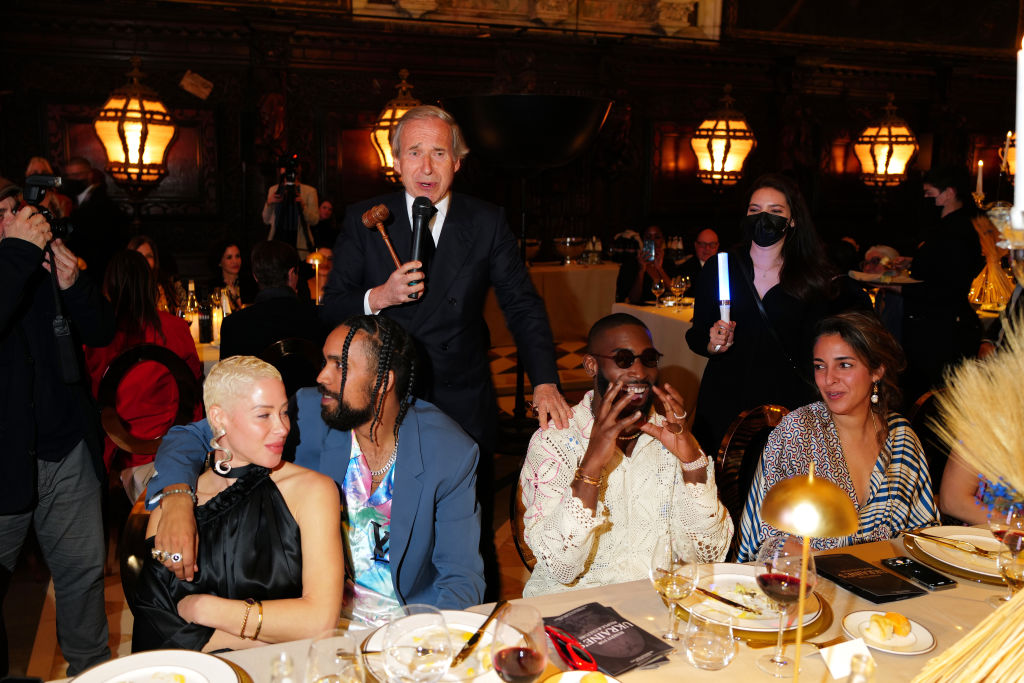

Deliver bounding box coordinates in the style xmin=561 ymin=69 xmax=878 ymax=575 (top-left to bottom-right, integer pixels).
xmin=249 ymin=600 xmax=263 ymax=640
xmin=240 ymin=597 xmax=255 ymax=639
xmin=573 ymin=469 xmax=602 ymax=487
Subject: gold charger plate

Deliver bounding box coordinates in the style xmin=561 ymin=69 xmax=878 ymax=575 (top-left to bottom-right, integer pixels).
xmin=674 ymin=593 xmax=833 ymax=645
xmin=903 ymin=536 xmax=1004 ymax=586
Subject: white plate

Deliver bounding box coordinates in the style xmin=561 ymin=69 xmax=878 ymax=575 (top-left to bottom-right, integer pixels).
xmin=542 ymin=672 xmax=624 ymax=683
xmin=691 ymin=563 xmax=821 ymax=632
xmin=848 ymin=270 xmax=922 ymax=284
xmin=842 ymin=611 xmax=935 ymax=655
xmin=72 ymin=649 xmax=238 ymax=683
xmin=912 ymin=526 xmax=1001 ymax=578
xmin=362 ymin=609 xmax=497 ymax=682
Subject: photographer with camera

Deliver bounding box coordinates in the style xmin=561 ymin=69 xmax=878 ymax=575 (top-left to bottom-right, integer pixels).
xmin=0 ymin=181 xmax=114 ymax=676
xmin=262 ymin=153 xmax=320 ymax=259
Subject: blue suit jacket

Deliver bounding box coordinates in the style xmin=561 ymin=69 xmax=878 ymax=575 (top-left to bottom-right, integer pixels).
xmin=147 ymin=388 xmax=485 ymax=609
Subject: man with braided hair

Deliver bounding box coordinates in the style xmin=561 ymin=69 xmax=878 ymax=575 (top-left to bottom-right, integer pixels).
xmin=146 ymin=315 xmax=484 ymax=618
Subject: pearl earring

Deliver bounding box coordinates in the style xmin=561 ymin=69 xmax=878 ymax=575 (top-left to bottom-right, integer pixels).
xmin=870 ymin=382 xmax=880 ymax=405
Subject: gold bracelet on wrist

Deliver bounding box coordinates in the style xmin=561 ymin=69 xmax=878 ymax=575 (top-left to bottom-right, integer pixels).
xmin=240 ymin=597 xmax=256 ymax=639
xmin=249 ymin=600 xmax=263 ymax=640
xmin=573 ymin=468 xmax=603 ymax=487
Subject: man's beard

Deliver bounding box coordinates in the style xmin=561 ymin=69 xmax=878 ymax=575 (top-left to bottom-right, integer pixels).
xmin=319 ymin=384 xmax=374 ymax=431
xmin=595 ymin=370 xmax=655 ymax=420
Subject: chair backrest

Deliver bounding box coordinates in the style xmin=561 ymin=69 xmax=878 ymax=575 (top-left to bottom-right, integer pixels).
xmin=119 ymin=491 xmax=151 ymax=606
xmin=97 ymin=344 xmax=201 ymax=456
xmin=715 ymin=404 xmax=790 ymax=531
xmin=259 ymin=337 xmax=323 ymax=397
xmin=908 ymin=389 xmax=949 ymax=495
xmin=509 ymin=477 xmax=537 ymax=571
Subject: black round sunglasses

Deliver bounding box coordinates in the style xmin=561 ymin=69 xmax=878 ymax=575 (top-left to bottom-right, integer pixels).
xmin=590 ymin=348 xmax=663 ymax=369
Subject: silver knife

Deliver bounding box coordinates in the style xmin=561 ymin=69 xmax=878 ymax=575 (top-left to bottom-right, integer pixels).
xmin=903 ymin=530 xmax=998 ymax=558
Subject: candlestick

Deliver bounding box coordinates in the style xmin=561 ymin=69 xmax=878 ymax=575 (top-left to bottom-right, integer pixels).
xmin=1014 ymin=38 xmax=1024 ymax=229
xmin=1003 ymin=131 xmax=1012 ymax=174
xmin=717 ymin=252 xmax=731 ymax=323
xmin=977 ymin=160 xmax=984 ymax=195
xmin=212 ymin=307 xmax=223 ymax=343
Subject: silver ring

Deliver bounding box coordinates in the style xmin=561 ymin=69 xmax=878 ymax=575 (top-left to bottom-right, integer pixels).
xmin=672 ymin=411 xmax=687 ymax=420
xmin=714 ymin=344 xmax=722 ymax=352
xmin=171 ymin=552 xmax=183 ymax=563
xmin=151 ymin=548 xmax=168 ymax=563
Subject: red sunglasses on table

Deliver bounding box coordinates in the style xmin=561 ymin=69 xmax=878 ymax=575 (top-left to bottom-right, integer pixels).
xmin=544 ymin=625 xmax=598 ymax=671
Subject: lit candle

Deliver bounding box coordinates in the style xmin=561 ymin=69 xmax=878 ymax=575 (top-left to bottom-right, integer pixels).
xmin=1015 ymin=38 xmax=1024 ymax=229
xmin=1003 ymin=131 xmax=1012 ymax=173
xmin=976 ymin=160 xmax=984 ymax=195
xmin=212 ymin=307 xmax=223 ymax=343
xmin=717 ymin=252 xmax=731 ymax=323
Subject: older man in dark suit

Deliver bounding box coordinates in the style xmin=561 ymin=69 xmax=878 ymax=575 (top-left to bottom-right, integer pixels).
xmin=321 ymin=105 xmax=570 ymax=454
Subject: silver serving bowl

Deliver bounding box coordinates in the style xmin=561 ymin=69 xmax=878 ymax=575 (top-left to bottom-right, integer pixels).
xmin=553 ymin=237 xmax=586 ymax=265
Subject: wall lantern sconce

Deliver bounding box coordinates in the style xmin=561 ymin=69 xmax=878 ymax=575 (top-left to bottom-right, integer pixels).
xmin=93 ymin=57 xmax=177 ymax=204
xmin=371 ymin=69 xmax=421 ymax=184
xmin=853 ymin=93 xmax=919 ymax=187
xmin=690 ymin=84 xmax=757 ymax=186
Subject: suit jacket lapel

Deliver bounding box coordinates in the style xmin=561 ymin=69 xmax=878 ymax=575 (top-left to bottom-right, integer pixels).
xmin=389 ymin=407 xmax=424 ymax=599
xmin=410 ymin=194 xmax=474 ymax=329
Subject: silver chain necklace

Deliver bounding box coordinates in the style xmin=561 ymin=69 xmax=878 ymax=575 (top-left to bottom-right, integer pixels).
xmin=369 ymin=439 xmax=399 ymax=477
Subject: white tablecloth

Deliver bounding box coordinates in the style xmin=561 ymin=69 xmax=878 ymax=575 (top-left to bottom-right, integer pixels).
xmin=485 ymin=263 xmax=620 ymax=346
xmin=218 ymin=539 xmax=1003 ymax=682
xmin=611 ymin=302 xmax=707 ymax=426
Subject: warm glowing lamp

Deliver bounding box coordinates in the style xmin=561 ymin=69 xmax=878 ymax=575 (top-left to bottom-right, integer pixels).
xmin=306 ymin=250 xmax=324 ymax=304
xmin=1000 ymin=131 xmax=1016 ymax=180
xmin=853 ymin=93 xmax=918 ymax=187
xmin=371 ymin=69 xmax=421 ymax=184
xmin=93 ymin=57 xmax=177 ymax=198
xmin=761 ymin=463 xmax=858 ymax=682
xmin=690 ymin=84 xmax=756 ymax=186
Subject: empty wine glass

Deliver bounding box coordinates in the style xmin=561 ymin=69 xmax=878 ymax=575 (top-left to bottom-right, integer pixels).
xmin=491 ymin=604 xmax=548 ymax=683
xmin=649 ymin=533 xmax=698 ymax=641
xmin=991 ymin=550 xmax=1024 ymax=608
xmin=755 ymin=534 xmax=816 ymax=678
xmin=383 ymin=604 xmax=453 ymax=683
xmin=669 ymin=275 xmax=690 ymax=300
xmin=651 ymin=279 xmax=666 ymax=307
xmin=306 ymin=629 xmax=364 ymax=683
xmin=683 ymin=610 xmax=737 ymax=671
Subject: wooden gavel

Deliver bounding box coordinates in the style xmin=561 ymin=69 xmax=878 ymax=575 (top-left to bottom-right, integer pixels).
xmin=362 ymin=204 xmax=402 ymax=268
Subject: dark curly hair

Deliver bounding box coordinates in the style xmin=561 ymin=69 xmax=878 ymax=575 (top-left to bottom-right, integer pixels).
xmin=335 ymin=315 xmax=418 ymax=442
xmin=746 ymin=173 xmax=835 ymax=302
xmin=813 ymin=311 xmax=906 ymax=420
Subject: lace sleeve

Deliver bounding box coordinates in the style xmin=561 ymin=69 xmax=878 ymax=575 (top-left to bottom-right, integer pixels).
xmin=670 ymin=458 xmax=734 ymax=563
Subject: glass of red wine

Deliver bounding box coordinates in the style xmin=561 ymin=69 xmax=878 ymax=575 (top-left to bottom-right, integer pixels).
xmin=989 ymin=503 xmax=1024 ymax=555
xmin=755 ymin=534 xmax=816 ymax=678
xmin=491 ymin=604 xmax=548 ymax=683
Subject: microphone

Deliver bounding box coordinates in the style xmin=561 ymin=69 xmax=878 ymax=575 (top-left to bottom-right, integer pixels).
xmin=408 ymin=196 xmax=435 ymax=299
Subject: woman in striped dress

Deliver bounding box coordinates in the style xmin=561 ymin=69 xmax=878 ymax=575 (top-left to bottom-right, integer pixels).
xmin=737 ymin=312 xmax=938 ymax=561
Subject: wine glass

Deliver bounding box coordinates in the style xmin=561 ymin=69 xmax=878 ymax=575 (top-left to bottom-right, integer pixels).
xmin=382 ymin=604 xmax=453 ymax=683
xmin=491 ymin=604 xmax=548 ymax=683
xmin=990 ymin=549 xmax=1024 ymax=607
xmin=651 ymin=279 xmax=666 ymax=307
xmin=649 ymin=533 xmax=699 ymax=641
xmin=755 ymin=534 xmax=816 ymax=678
xmin=306 ymin=629 xmax=364 ymax=683
xmin=989 ymin=504 xmax=1024 ymax=555
xmin=669 ymin=275 xmax=690 ymax=299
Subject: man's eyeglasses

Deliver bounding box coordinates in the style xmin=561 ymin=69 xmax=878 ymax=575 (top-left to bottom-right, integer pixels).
xmin=590 ymin=348 xmax=662 ymax=369
xmin=545 ymin=625 xmax=598 ymax=671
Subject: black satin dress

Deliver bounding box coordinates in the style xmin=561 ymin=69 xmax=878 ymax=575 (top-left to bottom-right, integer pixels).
xmin=129 ymin=466 xmax=303 ymax=651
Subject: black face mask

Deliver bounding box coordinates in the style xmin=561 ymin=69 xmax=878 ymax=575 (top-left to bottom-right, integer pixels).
xmin=741 ymin=211 xmax=790 ymax=247
xmin=61 ymin=179 xmax=88 ymax=197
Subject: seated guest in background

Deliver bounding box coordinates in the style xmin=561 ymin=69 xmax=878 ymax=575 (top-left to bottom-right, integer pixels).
xmin=146 ymin=316 xmax=484 ymax=620
xmin=130 ymin=357 xmax=342 ymax=651
xmin=520 ymin=314 xmax=733 ymax=597
xmin=84 ymin=250 xmax=202 ymax=471
xmin=208 ymin=240 xmax=257 ymax=312
xmin=677 ymin=228 xmax=719 ymax=296
xmin=738 ymin=312 xmax=938 ymax=561
xmin=938 ymin=457 xmax=990 ymax=525
xmin=622 ymin=225 xmax=681 ymax=305
xmin=23 ymin=156 xmax=72 ymax=217
xmin=312 ymin=199 xmax=338 ymax=250
xmin=219 ymin=241 xmax=324 ymax=395
xmin=127 ymin=235 xmax=184 ymax=315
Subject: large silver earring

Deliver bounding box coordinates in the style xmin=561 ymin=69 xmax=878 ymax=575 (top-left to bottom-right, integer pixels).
xmin=209 ymin=428 xmax=232 ymax=475
xmin=870 ymin=382 xmax=880 ymax=405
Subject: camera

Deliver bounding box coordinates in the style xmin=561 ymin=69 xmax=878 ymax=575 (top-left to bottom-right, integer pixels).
xmin=24 ymin=174 xmax=73 ymax=240
xmin=279 ymin=153 xmax=299 ymax=185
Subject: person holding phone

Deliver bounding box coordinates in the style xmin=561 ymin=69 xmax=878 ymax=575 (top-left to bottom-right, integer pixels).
xmin=625 ymin=225 xmax=679 ymax=305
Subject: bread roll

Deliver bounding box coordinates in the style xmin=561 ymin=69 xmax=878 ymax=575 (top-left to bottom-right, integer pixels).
xmin=864 ymin=613 xmax=894 ymax=641
xmin=885 ymin=611 xmax=911 ymax=636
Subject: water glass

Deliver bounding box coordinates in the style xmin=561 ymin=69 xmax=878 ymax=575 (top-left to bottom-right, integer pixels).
xmin=306 ymin=629 xmax=364 ymax=683
xmin=683 ymin=611 xmax=736 ymax=671
xmin=382 ymin=604 xmax=453 ymax=683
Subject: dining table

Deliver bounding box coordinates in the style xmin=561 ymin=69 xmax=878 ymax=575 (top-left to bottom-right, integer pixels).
xmin=196 ymin=341 xmax=220 ymax=376
xmin=610 ymin=302 xmax=707 ymax=427
xmin=211 ymin=537 xmax=1003 ymax=683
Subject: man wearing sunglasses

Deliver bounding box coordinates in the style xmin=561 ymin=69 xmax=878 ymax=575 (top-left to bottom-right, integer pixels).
xmin=520 ymin=313 xmax=733 ymax=597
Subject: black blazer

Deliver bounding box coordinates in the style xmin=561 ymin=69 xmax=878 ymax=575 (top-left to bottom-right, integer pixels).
xmin=321 ymin=191 xmax=558 ymax=450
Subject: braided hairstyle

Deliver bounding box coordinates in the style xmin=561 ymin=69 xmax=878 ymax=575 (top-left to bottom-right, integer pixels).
xmin=337 ymin=315 xmax=418 ymax=443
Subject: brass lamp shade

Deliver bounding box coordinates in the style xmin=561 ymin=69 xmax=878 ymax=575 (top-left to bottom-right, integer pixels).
xmin=371 ymin=69 xmax=421 ymax=184
xmin=761 ymin=469 xmax=858 ymax=538
xmin=690 ymin=85 xmax=756 ymax=186
xmin=93 ymin=57 xmax=177 ymax=197
xmin=853 ymin=94 xmax=918 ymax=187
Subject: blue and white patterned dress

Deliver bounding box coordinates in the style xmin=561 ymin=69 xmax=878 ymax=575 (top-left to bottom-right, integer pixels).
xmin=737 ymin=401 xmax=939 ymax=562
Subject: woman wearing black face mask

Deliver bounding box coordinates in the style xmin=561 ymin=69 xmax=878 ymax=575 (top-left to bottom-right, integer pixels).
xmin=685 ymin=173 xmax=843 ymax=456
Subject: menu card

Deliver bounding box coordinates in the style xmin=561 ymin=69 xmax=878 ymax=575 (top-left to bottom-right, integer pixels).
xmin=544 ymin=602 xmax=673 ymax=676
